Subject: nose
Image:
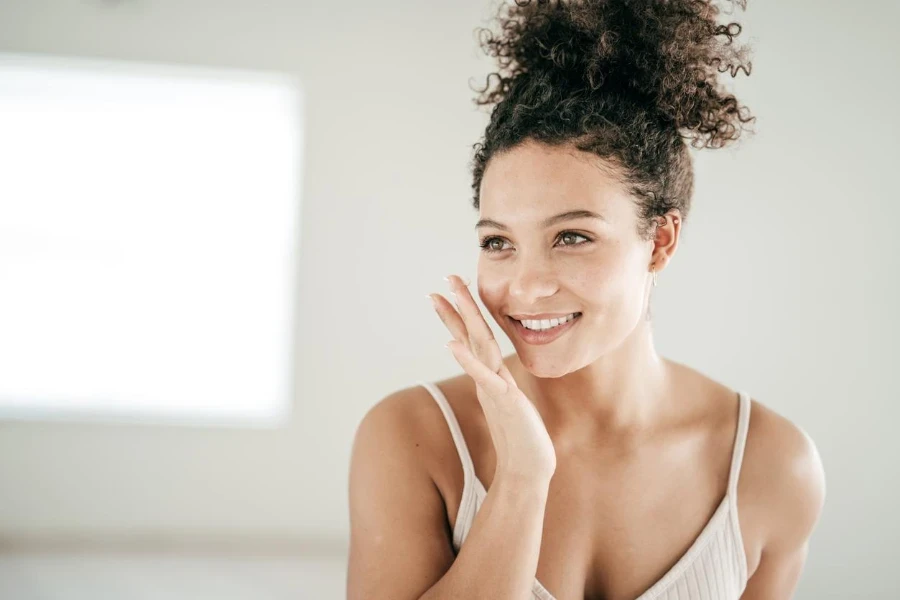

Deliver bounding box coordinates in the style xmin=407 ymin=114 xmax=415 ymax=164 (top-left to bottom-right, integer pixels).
xmin=507 ymin=258 xmax=559 ymax=305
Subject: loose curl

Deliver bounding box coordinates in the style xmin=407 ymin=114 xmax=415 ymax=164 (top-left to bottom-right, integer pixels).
xmin=469 ymin=0 xmax=756 ymax=240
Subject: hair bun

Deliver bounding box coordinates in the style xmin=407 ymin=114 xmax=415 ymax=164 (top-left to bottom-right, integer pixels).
xmin=473 ymin=0 xmax=755 ymax=149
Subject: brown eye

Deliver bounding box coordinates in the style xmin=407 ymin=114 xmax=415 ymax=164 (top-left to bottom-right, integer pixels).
xmin=479 ymin=237 xmax=508 ymax=253
xmin=479 ymin=231 xmax=591 ymax=254
xmin=557 ymin=232 xmax=589 ymax=247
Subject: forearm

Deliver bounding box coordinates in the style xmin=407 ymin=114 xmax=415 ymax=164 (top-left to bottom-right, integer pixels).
xmin=419 ymin=474 xmax=550 ymax=599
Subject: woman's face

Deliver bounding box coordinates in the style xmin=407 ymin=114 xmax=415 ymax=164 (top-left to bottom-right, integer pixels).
xmin=476 ymin=140 xmax=656 ymax=377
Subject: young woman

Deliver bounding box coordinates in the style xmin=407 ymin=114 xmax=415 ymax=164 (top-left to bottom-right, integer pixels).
xmin=348 ymin=1 xmax=826 ymax=598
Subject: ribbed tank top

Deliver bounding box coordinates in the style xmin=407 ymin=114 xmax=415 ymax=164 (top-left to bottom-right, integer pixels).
xmin=417 ymin=381 xmax=751 ymax=600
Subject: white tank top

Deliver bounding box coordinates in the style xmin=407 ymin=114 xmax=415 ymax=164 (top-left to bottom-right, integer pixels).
xmin=418 ymin=380 xmax=751 ymax=600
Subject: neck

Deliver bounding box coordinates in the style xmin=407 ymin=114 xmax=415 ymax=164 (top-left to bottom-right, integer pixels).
xmin=507 ymin=318 xmax=673 ymax=446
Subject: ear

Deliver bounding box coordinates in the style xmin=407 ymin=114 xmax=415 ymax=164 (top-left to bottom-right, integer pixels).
xmin=649 ymin=210 xmax=682 ymax=271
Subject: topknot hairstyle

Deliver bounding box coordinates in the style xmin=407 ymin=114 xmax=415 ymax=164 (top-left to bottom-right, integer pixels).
xmin=469 ymin=0 xmax=756 ymax=240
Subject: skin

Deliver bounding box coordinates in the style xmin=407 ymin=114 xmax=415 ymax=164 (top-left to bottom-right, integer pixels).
xmin=345 ymin=139 xmax=826 ymax=600
xmin=430 ymin=140 xmax=826 ymax=598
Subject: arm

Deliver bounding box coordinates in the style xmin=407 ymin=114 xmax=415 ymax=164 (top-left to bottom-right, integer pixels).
xmin=740 ymin=425 xmax=826 ymax=599
xmin=347 ymin=392 xmax=455 ymax=599
xmin=421 ymin=473 xmax=550 ymax=600
xmin=347 ymin=390 xmax=551 ymax=600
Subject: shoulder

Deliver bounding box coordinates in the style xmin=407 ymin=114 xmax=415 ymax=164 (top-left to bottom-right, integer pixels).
xmin=347 ymin=384 xmax=460 ymax=598
xmin=352 ymin=384 xmax=438 ymax=460
xmin=741 ymin=397 xmax=827 ymax=556
xmin=351 ymin=380 xmax=464 ymax=479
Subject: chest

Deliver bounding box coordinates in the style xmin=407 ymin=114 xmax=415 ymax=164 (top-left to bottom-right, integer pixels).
xmin=443 ymin=438 xmax=735 ymax=600
xmin=531 ymin=464 xmax=731 ymax=600
xmin=427 ymin=377 xmax=755 ymax=599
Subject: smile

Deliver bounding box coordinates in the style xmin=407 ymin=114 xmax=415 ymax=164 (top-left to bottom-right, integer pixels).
xmin=508 ymin=313 xmax=582 ymax=345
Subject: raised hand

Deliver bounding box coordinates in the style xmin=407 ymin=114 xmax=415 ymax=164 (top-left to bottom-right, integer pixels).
xmin=428 ymin=275 xmax=557 ymax=487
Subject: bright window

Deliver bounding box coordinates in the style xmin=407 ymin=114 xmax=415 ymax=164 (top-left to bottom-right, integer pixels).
xmin=0 ymin=53 xmax=302 ymax=427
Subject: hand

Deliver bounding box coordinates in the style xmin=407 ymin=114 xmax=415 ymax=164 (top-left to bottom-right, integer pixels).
xmin=428 ymin=275 xmax=557 ymax=487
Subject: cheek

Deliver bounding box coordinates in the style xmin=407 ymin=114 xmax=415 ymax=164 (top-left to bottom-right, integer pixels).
xmin=573 ymin=260 xmax=627 ymax=301
xmin=576 ymin=260 xmax=646 ymax=317
xmin=476 ymin=258 xmax=521 ymax=300
xmin=476 ymin=280 xmax=505 ymax=314
xmin=477 ymin=249 xmax=646 ymax=312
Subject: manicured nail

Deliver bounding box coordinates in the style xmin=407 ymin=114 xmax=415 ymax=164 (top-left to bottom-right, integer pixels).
xmin=443 ymin=275 xmax=470 ymax=287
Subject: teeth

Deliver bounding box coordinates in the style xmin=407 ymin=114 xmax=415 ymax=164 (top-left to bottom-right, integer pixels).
xmin=519 ymin=313 xmax=578 ymax=331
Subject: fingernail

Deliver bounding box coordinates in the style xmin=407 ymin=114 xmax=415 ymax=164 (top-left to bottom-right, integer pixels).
xmin=444 ymin=275 xmax=470 ymax=287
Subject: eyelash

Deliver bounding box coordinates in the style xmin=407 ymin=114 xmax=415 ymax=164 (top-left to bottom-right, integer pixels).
xmin=478 ymin=231 xmax=593 ymax=254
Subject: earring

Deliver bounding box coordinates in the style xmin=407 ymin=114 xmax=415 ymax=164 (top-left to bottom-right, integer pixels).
xmin=651 ymin=267 xmax=658 ymax=287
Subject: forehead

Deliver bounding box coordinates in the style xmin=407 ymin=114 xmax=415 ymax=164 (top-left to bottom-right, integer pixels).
xmin=479 ymin=141 xmax=634 ymax=225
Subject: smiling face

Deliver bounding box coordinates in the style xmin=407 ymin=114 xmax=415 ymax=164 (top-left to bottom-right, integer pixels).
xmin=476 ymin=140 xmax=659 ymax=377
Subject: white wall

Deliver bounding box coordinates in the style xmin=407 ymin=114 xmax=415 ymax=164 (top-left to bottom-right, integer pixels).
xmin=0 ymin=1 xmax=897 ymax=598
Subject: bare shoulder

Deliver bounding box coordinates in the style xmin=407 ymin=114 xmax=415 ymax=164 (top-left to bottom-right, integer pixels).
xmin=356 ymin=384 xmax=426 ymax=432
xmin=674 ymin=363 xmax=827 ymax=533
xmin=351 ymin=382 xmax=452 ymax=471
xmin=740 ymin=397 xmax=827 ymax=562
xmin=351 ymin=378 xmax=472 ymax=496
xmin=346 ymin=383 xmax=458 ymax=599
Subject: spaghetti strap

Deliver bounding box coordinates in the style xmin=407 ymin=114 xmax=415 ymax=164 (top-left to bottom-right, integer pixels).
xmin=727 ymin=391 xmax=752 ymax=498
xmin=417 ymin=381 xmax=478 ymax=488
xmin=415 ymin=382 xmax=753 ymax=598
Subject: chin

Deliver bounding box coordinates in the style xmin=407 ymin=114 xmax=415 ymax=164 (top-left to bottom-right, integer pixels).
xmin=516 ymin=352 xmax=577 ymax=379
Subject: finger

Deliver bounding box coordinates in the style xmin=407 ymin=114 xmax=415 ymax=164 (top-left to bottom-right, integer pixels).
xmin=433 ymin=283 xmax=518 ymax=392
xmin=496 ymin=363 xmax=518 ymax=389
xmin=446 ymin=340 xmax=510 ymax=400
xmin=447 ymin=275 xmax=503 ymax=373
xmin=428 ymin=293 xmax=470 ymax=350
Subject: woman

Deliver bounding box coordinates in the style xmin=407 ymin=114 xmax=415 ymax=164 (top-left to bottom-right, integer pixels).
xmin=348 ymin=1 xmax=826 ymax=598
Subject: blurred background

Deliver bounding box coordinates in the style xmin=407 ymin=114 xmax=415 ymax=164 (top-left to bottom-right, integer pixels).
xmin=0 ymin=0 xmax=897 ymax=598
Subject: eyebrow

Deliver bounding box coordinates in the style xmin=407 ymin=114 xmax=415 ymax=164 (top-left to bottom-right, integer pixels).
xmin=474 ymin=209 xmax=606 ymax=231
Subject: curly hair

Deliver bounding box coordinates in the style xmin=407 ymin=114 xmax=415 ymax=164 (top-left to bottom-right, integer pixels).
xmin=469 ymin=0 xmax=756 ymax=241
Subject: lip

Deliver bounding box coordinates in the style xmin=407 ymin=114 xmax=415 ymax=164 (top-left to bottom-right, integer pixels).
xmin=508 ymin=312 xmax=579 ymax=320
xmin=507 ymin=313 xmax=581 ymax=345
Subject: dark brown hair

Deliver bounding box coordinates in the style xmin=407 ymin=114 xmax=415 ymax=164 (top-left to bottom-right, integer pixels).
xmin=470 ymin=0 xmax=755 ymax=240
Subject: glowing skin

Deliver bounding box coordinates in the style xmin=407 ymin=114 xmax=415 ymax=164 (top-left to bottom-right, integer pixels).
xmin=474 ymin=139 xmax=681 ymax=434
